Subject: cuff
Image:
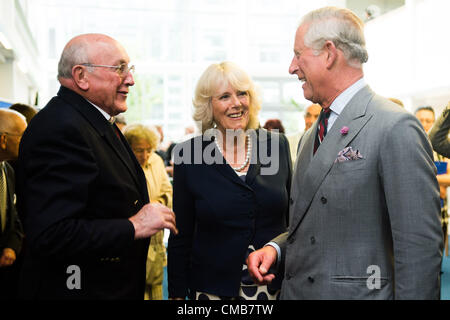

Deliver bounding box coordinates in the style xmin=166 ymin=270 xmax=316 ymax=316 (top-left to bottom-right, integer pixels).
xmin=265 ymin=241 xmax=281 ymax=272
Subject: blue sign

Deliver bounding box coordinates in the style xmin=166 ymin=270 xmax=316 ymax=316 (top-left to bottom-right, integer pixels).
xmin=0 ymin=100 xmax=12 ymax=108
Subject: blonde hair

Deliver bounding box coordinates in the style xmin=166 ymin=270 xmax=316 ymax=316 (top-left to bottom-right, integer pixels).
xmin=388 ymin=97 xmax=404 ymax=108
xmin=193 ymin=61 xmax=261 ymax=133
xmin=123 ymin=124 xmax=160 ymax=152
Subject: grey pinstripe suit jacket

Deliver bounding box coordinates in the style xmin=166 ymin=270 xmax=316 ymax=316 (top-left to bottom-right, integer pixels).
xmin=274 ymin=86 xmax=443 ymax=300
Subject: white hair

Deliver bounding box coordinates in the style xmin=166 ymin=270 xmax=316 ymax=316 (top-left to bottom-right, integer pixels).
xmin=57 ymin=40 xmax=90 ymax=79
xmin=301 ymin=6 xmax=368 ymax=67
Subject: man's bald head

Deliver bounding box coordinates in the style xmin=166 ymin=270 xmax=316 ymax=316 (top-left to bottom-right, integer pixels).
xmin=57 ymin=33 xmax=119 ymax=80
xmin=0 ymin=109 xmax=27 ymax=160
xmin=304 ymin=103 xmax=322 ymax=131
xmin=56 ymin=33 xmax=134 ymax=117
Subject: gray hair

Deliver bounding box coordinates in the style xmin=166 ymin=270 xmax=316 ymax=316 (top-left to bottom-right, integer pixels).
xmin=57 ymin=39 xmax=90 ymax=79
xmin=301 ymin=6 xmax=368 ymax=67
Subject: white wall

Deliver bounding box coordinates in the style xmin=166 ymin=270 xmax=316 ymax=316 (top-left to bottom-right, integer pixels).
xmin=0 ymin=0 xmax=41 ymax=105
xmin=364 ymin=0 xmax=450 ymax=114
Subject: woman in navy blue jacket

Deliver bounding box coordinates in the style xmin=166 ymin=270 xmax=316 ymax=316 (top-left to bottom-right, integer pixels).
xmin=168 ymin=61 xmax=292 ymax=300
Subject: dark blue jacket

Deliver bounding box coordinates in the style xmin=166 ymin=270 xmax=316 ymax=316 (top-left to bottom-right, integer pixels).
xmin=168 ymin=129 xmax=291 ymax=298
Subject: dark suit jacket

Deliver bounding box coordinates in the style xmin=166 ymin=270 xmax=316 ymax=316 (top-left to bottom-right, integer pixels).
xmin=429 ymin=103 xmax=450 ymax=158
xmin=16 ymin=86 xmax=150 ymax=299
xmin=0 ymin=161 xmax=24 ymax=254
xmin=168 ymin=129 xmax=292 ymax=298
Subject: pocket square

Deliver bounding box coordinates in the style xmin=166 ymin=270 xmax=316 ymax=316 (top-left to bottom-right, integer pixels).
xmin=335 ymin=146 xmax=363 ymax=163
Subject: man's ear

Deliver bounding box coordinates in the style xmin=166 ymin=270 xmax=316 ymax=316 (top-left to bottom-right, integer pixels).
xmin=0 ymin=134 xmax=7 ymax=151
xmin=72 ymin=65 xmax=90 ymax=91
xmin=324 ymin=40 xmax=338 ymax=69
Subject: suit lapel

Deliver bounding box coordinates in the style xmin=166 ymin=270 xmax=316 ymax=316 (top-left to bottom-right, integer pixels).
xmin=205 ymin=138 xmax=251 ymax=190
xmin=108 ymin=123 xmax=147 ymax=196
xmin=57 ymin=87 xmax=144 ymax=192
xmin=245 ymin=130 xmax=262 ymax=186
xmin=289 ymin=86 xmax=375 ymax=234
xmin=294 ymin=122 xmax=317 ymax=179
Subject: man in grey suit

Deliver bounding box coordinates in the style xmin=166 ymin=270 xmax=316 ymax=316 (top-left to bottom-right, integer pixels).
xmin=247 ymin=6 xmax=443 ymax=299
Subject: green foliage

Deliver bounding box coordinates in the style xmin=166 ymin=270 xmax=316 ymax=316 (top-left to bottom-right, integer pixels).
xmin=126 ymin=74 xmax=164 ymax=124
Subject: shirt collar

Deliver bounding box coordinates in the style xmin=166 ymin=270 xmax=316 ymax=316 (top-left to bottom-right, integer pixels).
xmin=84 ymin=98 xmax=114 ymax=123
xmin=329 ymin=78 xmax=366 ymax=116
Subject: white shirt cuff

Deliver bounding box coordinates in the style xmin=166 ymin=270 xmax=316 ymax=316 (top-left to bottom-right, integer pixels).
xmin=265 ymin=241 xmax=281 ymax=271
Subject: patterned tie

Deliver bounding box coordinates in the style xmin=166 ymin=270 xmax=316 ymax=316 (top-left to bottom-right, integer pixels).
xmin=109 ymin=117 xmax=121 ymax=139
xmin=0 ymin=162 xmax=7 ymax=233
xmin=314 ymin=108 xmax=331 ymax=154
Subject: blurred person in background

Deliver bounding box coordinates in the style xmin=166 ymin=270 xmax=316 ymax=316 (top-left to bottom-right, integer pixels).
xmin=155 ymin=125 xmax=176 ymax=178
xmin=263 ymin=119 xmax=285 ymax=134
xmin=388 ymin=98 xmax=404 ymax=108
xmin=415 ymin=106 xmax=436 ymax=134
xmin=124 ymin=124 xmax=172 ymax=300
xmin=9 ymin=103 xmax=38 ymax=125
xmin=287 ymin=103 xmax=321 ymax=165
xmin=114 ymin=114 xmax=127 ymax=132
xmin=417 ymin=105 xmax=450 ymax=247
xmin=430 ymin=102 xmax=450 ymax=158
xmin=0 ymin=109 xmax=26 ymax=300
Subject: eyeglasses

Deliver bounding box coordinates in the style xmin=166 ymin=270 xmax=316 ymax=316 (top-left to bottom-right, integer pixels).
xmin=81 ymin=63 xmax=135 ymax=78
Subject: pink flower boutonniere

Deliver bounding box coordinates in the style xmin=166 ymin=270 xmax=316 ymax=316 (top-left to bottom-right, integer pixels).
xmin=340 ymin=126 xmax=349 ymax=135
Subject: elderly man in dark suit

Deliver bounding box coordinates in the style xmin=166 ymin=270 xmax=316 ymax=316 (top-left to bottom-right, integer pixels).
xmin=248 ymin=6 xmax=443 ymax=299
xmin=0 ymin=109 xmax=26 ymax=299
xmin=16 ymin=33 xmax=177 ymax=300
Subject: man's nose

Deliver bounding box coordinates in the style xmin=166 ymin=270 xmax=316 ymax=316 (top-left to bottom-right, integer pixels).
xmin=124 ymin=71 xmax=135 ymax=86
xmin=289 ymin=57 xmax=298 ymax=75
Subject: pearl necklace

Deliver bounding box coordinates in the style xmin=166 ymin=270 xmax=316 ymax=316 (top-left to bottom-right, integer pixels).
xmin=214 ymin=135 xmax=251 ymax=172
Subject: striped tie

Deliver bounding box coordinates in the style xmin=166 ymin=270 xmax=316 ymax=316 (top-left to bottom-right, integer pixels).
xmin=314 ymin=108 xmax=331 ymax=154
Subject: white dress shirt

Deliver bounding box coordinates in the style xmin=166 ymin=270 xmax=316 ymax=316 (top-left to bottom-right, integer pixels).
xmin=326 ymin=77 xmax=366 ymax=131
xmin=84 ymin=99 xmax=114 ymax=122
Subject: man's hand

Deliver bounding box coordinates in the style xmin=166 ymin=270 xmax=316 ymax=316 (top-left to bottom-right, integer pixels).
xmin=246 ymin=246 xmax=277 ymax=285
xmin=129 ymin=203 xmax=178 ymax=239
xmin=0 ymin=248 xmax=16 ymax=267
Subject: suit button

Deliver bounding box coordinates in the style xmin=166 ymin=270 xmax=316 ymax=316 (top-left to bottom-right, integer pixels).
xmin=286 ymin=273 xmax=292 ymax=280
xmin=321 ymin=197 xmax=327 ymax=204
xmin=289 ymin=198 xmax=294 ymax=205
xmin=288 ymin=236 xmax=295 ymax=244
xmin=310 ymin=236 xmax=316 ymax=244
xmin=308 ymin=276 xmax=314 ymax=283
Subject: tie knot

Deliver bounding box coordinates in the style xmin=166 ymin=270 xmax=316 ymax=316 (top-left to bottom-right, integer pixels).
xmin=322 ymin=108 xmax=331 ymax=117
